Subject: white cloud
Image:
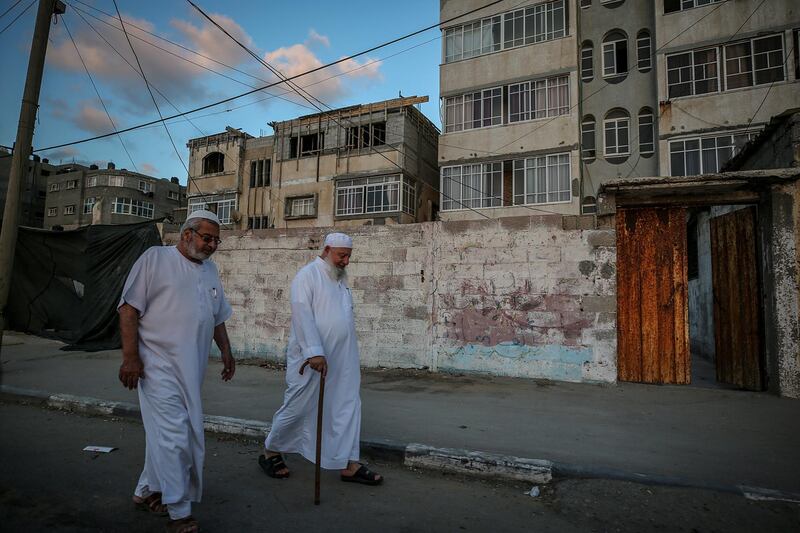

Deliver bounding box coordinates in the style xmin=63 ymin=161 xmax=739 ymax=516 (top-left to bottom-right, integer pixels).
xmin=306 ymin=29 xmax=330 ymax=48
xmin=74 ymin=102 xmax=114 ymax=135
xmin=141 ymin=162 xmax=159 ymax=175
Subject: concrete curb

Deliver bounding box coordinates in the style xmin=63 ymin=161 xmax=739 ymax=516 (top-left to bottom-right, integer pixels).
xmin=3 ymin=384 xmax=800 ymax=501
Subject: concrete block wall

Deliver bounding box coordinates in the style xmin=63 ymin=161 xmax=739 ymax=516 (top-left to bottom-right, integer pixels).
xmin=193 ymin=214 xmax=618 ymax=384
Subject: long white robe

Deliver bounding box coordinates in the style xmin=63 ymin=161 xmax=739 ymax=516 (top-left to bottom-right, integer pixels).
xmin=264 ymin=257 xmax=361 ymax=470
xmin=118 ymin=246 xmax=232 ymax=509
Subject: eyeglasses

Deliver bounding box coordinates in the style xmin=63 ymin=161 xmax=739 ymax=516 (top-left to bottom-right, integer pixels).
xmin=191 ymin=229 xmax=221 ymax=245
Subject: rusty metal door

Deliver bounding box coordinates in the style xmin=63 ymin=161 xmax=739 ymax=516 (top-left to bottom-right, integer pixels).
xmin=710 ymin=207 xmax=764 ymax=391
xmin=617 ymin=207 xmax=690 ymax=384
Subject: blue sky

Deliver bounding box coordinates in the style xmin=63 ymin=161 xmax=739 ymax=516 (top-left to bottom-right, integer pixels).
xmin=1 ymin=0 xmax=442 ymax=182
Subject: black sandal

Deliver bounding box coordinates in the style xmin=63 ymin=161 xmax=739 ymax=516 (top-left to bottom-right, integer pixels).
xmin=259 ymin=454 xmax=290 ymax=479
xmin=341 ymin=464 xmax=383 ymax=486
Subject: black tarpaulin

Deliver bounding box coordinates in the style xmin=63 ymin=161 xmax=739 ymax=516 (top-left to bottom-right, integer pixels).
xmin=8 ymin=220 xmax=162 ymax=350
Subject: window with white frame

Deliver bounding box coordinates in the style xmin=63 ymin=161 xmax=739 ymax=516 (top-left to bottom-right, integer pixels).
xmin=602 ymin=31 xmax=628 ymax=77
xmin=335 ymin=175 xmax=416 ymax=217
xmin=508 ymin=75 xmax=569 ymax=123
xmin=581 ymin=42 xmax=594 ymax=82
xmin=286 ymin=196 xmax=316 ymax=218
xmin=83 ymin=197 xmax=96 ymax=214
xmin=440 ymin=163 xmax=502 ymax=211
xmin=49 ymin=183 xmax=59 ymax=192
xmin=86 ymin=176 xmax=97 ymax=187
xmin=444 ymin=15 xmax=501 ymax=62
xmin=188 ymin=193 xmax=236 ymax=224
xmin=512 ymin=153 xmax=571 ymax=205
xmin=138 ymin=180 xmax=152 ymax=193
xmin=604 ymin=109 xmax=630 ymax=157
xmin=664 ymin=0 xmax=723 ymax=14
xmin=668 ymin=35 xmax=784 ymax=98
xmin=66 ymin=180 xmax=77 ymax=190
xmin=48 ymin=207 xmax=57 ymax=217
xmin=443 ymin=0 xmax=565 ymax=63
xmin=638 ymin=109 xmax=655 ymax=155
xmin=581 ymin=116 xmax=596 ymax=160
xmin=168 ymin=190 xmax=179 ymax=200
xmin=443 ymin=87 xmax=502 ymax=133
xmin=503 ymin=1 xmax=565 ymax=49
xmin=108 ymin=175 xmax=124 ymax=187
xmin=64 ymin=205 xmax=75 ymax=215
xmin=669 ymin=131 xmax=757 ymax=176
xmin=636 ymin=30 xmax=651 ymax=71
xmin=112 ymin=197 xmax=153 ymax=218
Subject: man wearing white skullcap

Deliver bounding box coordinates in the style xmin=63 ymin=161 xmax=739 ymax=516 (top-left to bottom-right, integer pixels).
xmin=260 ymin=232 xmax=383 ymax=485
xmin=118 ymin=208 xmax=235 ymax=532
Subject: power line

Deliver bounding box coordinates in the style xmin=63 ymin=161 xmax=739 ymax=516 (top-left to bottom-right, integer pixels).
xmin=62 ymin=16 xmax=138 ymax=172
xmin=65 ymin=1 xmax=313 ymax=111
xmin=188 ymin=0 xmax=572 ymax=219
xmin=33 ymin=0 xmax=509 ymax=152
xmin=111 ymin=0 xmax=188 ymax=176
xmin=0 ymin=0 xmax=33 ymax=35
xmin=0 ymin=0 xmax=24 ymax=21
xmin=187 ymin=0 xmax=494 ymax=220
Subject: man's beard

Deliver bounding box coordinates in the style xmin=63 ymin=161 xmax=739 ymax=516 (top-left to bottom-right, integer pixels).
xmin=186 ymin=238 xmax=211 ymax=261
xmin=324 ymin=256 xmax=347 ymax=281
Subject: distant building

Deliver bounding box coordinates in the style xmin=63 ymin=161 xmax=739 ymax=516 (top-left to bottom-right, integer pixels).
xmin=186 ymin=96 xmax=441 ymax=230
xmin=0 ymin=148 xmax=52 ymax=228
xmin=44 ymin=162 xmax=185 ymax=230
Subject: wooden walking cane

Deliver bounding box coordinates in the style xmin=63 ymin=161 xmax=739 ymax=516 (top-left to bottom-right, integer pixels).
xmin=299 ymin=359 xmax=325 ymax=505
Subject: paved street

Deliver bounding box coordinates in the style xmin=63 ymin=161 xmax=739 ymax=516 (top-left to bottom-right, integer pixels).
xmin=1 ymin=401 xmax=798 ymax=532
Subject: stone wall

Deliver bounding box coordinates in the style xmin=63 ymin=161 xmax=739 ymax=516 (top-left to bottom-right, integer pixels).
xmin=185 ymin=214 xmax=617 ymax=384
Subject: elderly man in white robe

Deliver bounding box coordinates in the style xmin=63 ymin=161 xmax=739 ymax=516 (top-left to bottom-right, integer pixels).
xmin=118 ymin=209 xmax=235 ymax=533
xmin=259 ymin=232 xmax=383 ymax=486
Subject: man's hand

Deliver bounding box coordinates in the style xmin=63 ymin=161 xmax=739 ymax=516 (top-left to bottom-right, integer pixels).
xmin=119 ymin=357 xmax=144 ymax=389
xmin=221 ymin=351 xmax=236 ymax=381
xmin=307 ymin=356 xmax=327 ymax=378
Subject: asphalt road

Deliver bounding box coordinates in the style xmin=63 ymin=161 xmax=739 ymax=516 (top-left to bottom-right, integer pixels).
xmin=0 ymin=401 xmax=798 ymax=532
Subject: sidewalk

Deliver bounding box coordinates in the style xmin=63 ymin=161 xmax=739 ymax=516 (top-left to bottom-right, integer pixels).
xmin=2 ymin=332 xmax=799 ymax=495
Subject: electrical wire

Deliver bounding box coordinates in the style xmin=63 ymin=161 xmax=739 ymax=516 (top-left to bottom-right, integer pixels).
xmin=62 ymin=16 xmax=138 ymax=172
xmin=0 ymin=0 xmax=24 ymax=21
xmin=111 ymin=0 xmax=187 ymax=175
xmin=32 ymin=0 xmax=509 ymax=152
xmin=0 ymin=0 xmax=33 ymax=35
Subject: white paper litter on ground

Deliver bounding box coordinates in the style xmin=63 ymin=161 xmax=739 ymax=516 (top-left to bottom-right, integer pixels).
xmin=83 ymin=446 xmax=117 ymax=453
xmin=524 ymin=486 xmax=540 ymax=497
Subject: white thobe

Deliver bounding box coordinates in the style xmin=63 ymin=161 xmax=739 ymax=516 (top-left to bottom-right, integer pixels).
xmin=264 ymin=257 xmax=361 ymax=470
xmin=118 ymin=246 xmax=231 ymax=516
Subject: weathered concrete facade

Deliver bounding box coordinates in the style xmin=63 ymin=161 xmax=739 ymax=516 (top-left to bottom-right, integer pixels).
xmin=181 ymin=215 xmax=617 ymax=384
xmin=186 ymin=97 xmax=440 ymax=230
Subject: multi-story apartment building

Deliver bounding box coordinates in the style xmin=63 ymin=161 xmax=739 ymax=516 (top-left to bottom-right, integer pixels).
xmin=0 ymin=149 xmax=53 ymax=228
xmin=186 ymin=96 xmax=440 ymax=229
xmin=44 ymin=162 xmax=185 ymax=230
xmin=439 ymin=0 xmax=580 ymax=219
xmin=439 ymin=0 xmax=800 ymax=216
xmin=654 ymin=0 xmax=800 ymax=178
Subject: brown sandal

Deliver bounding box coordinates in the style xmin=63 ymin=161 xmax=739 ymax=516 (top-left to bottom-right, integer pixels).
xmin=133 ymin=492 xmax=168 ymax=516
xmin=165 ymin=515 xmax=199 ymax=533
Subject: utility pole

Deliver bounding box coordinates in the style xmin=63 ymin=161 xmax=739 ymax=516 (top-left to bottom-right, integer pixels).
xmin=0 ymin=0 xmax=66 ymax=359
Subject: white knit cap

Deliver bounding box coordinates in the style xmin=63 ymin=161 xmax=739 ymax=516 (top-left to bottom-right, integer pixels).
xmin=323 ymin=232 xmax=353 ymax=249
xmin=186 ymin=209 xmax=221 ymax=226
